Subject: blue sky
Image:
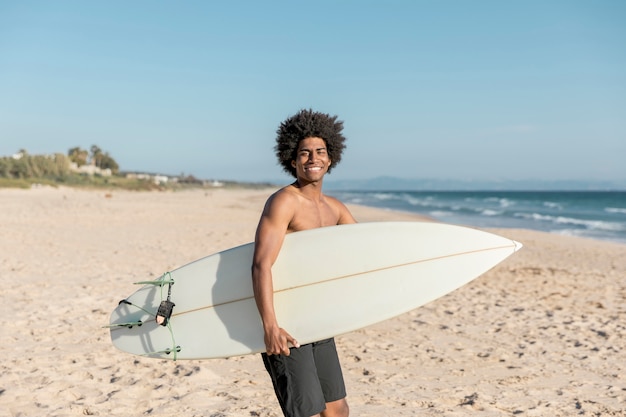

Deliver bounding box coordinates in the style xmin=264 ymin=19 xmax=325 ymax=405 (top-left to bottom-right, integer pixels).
xmin=1 ymin=1 xmax=625 ymax=185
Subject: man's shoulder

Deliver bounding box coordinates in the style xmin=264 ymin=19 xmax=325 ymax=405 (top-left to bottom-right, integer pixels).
xmin=264 ymin=185 xmax=300 ymax=210
xmin=270 ymin=184 xmax=299 ymax=201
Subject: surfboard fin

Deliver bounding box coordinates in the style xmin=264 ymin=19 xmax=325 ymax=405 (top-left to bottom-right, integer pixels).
xmin=140 ymin=346 xmax=181 ymax=359
xmin=135 ymin=271 xmax=176 ymax=286
xmin=164 ymin=346 xmax=181 ymax=355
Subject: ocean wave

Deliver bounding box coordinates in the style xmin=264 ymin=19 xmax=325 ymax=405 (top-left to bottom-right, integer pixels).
xmin=481 ymin=209 xmax=503 ymax=216
xmin=329 ymin=190 xmax=626 ymax=244
xmin=371 ymin=192 xmax=396 ymax=201
xmin=404 ymin=195 xmax=433 ymax=207
xmin=553 ymin=228 xmax=626 ymax=244
xmin=484 ymin=197 xmax=514 ymax=207
xmin=516 ymin=212 xmax=625 ymax=232
xmin=429 ymin=210 xmax=455 ymax=218
xmin=553 ymin=228 xmax=585 ymax=237
xmin=543 ymin=201 xmax=563 ymax=210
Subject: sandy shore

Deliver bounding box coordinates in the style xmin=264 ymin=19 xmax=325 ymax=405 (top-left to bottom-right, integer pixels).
xmin=1 ymin=186 xmax=625 ymax=417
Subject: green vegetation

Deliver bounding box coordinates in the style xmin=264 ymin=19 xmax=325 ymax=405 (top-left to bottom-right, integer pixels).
xmin=0 ymin=146 xmax=274 ymax=190
xmin=0 ymin=146 xmax=118 ymax=188
xmin=0 ymin=151 xmax=72 ymax=180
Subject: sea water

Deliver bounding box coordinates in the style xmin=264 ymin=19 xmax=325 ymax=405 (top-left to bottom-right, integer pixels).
xmin=328 ymin=191 xmax=626 ymax=245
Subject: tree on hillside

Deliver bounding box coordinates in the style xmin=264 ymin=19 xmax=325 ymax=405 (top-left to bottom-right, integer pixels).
xmin=90 ymin=145 xmax=103 ymax=168
xmin=9 ymin=155 xmax=31 ymax=178
xmin=99 ymin=152 xmax=119 ymax=174
xmin=68 ymin=147 xmax=89 ymax=166
xmin=67 ymin=145 xmax=119 ymax=174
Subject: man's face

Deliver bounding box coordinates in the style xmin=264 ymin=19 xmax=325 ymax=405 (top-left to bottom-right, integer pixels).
xmin=292 ymin=137 xmax=331 ymax=183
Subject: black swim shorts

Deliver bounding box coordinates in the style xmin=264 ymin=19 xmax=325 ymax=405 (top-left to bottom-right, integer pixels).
xmin=261 ymin=338 xmax=346 ymax=417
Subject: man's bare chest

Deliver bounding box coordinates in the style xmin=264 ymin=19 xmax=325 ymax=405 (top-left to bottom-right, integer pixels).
xmin=288 ymin=201 xmax=338 ymax=232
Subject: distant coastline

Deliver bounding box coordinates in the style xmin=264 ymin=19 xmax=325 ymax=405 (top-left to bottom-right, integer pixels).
xmin=0 ymin=177 xmax=276 ymax=191
xmin=0 ymin=148 xmax=277 ymax=191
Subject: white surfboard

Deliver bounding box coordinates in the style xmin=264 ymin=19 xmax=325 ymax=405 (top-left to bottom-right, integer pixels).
xmin=109 ymin=222 xmax=522 ymax=360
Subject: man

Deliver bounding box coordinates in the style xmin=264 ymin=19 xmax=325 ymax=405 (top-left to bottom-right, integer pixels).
xmin=252 ymin=109 xmax=355 ymax=417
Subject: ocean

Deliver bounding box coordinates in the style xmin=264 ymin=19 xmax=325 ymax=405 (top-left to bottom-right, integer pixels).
xmin=328 ymin=190 xmax=626 ymax=245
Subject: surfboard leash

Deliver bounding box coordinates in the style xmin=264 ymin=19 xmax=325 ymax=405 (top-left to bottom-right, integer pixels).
xmin=155 ymin=272 xmax=175 ymax=326
xmin=108 ymin=272 xmax=181 ymax=360
xmin=136 ymin=321 xmax=181 ymax=360
xmin=106 ymin=271 xmax=173 ymax=328
xmin=155 ymin=272 xmax=179 ymax=360
xmin=103 ymin=299 xmax=151 ymax=328
xmin=163 ymin=321 xmax=180 ymax=361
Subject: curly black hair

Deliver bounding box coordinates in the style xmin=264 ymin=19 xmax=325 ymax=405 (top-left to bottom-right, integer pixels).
xmin=274 ymin=109 xmax=346 ymax=178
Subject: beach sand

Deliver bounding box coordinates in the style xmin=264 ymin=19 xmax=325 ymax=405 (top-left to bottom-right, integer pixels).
xmin=1 ymin=187 xmax=624 ymax=416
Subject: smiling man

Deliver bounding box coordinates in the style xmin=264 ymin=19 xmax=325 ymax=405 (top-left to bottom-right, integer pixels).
xmin=252 ymin=109 xmax=356 ymax=417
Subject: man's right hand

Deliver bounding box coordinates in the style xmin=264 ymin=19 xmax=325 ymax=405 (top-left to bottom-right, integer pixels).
xmin=264 ymin=325 xmax=300 ymax=356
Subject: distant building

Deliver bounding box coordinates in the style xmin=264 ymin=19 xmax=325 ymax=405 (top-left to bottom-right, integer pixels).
xmin=153 ymin=175 xmax=169 ymax=184
xmin=69 ymin=162 xmax=112 ymax=177
xmin=125 ymin=172 xmax=170 ymax=184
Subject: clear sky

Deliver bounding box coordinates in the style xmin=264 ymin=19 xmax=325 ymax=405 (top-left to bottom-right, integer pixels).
xmin=1 ymin=1 xmax=625 ymax=185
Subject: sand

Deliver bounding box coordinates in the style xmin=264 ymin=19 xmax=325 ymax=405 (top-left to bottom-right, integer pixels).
xmin=1 ymin=186 xmax=625 ymax=417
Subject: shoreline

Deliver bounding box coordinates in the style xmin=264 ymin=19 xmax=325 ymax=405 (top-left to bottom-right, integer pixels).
xmin=6 ymin=184 xmax=625 ymax=246
xmin=2 ymin=187 xmax=625 ymax=416
xmin=329 ymin=189 xmax=626 ymax=247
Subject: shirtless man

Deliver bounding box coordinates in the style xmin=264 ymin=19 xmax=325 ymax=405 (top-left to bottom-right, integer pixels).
xmin=252 ymin=109 xmax=355 ymax=417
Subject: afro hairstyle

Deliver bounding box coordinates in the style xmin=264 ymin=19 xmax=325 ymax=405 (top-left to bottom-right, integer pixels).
xmin=274 ymin=109 xmax=346 ymax=178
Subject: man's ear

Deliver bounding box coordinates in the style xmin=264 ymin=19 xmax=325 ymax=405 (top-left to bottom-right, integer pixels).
xmin=291 ymin=160 xmax=296 ymax=168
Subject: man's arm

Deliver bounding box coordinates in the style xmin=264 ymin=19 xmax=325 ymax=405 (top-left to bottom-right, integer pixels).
xmin=251 ymin=192 xmax=300 ymax=355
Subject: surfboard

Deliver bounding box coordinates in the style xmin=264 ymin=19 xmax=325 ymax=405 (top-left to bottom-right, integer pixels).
xmin=109 ymin=221 xmax=522 ymax=360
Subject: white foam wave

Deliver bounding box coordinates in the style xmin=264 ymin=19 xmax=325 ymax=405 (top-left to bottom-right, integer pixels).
xmin=605 ymin=207 xmax=626 ymax=214
xmin=484 ymin=197 xmax=514 ymax=207
xmin=553 ymin=229 xmax=586 ymax=238
xmin=516 ymin=212 xmax=625 ymax=232
xmin=429 ymin=210 xmax=454 ymax=218
xmin=372 ymin=193 xmax=395 ymax=201
xmin=405 ymin=196 xmax=430 ymax=207
xmin=543 ymin=201 xmax=563 ymax=210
